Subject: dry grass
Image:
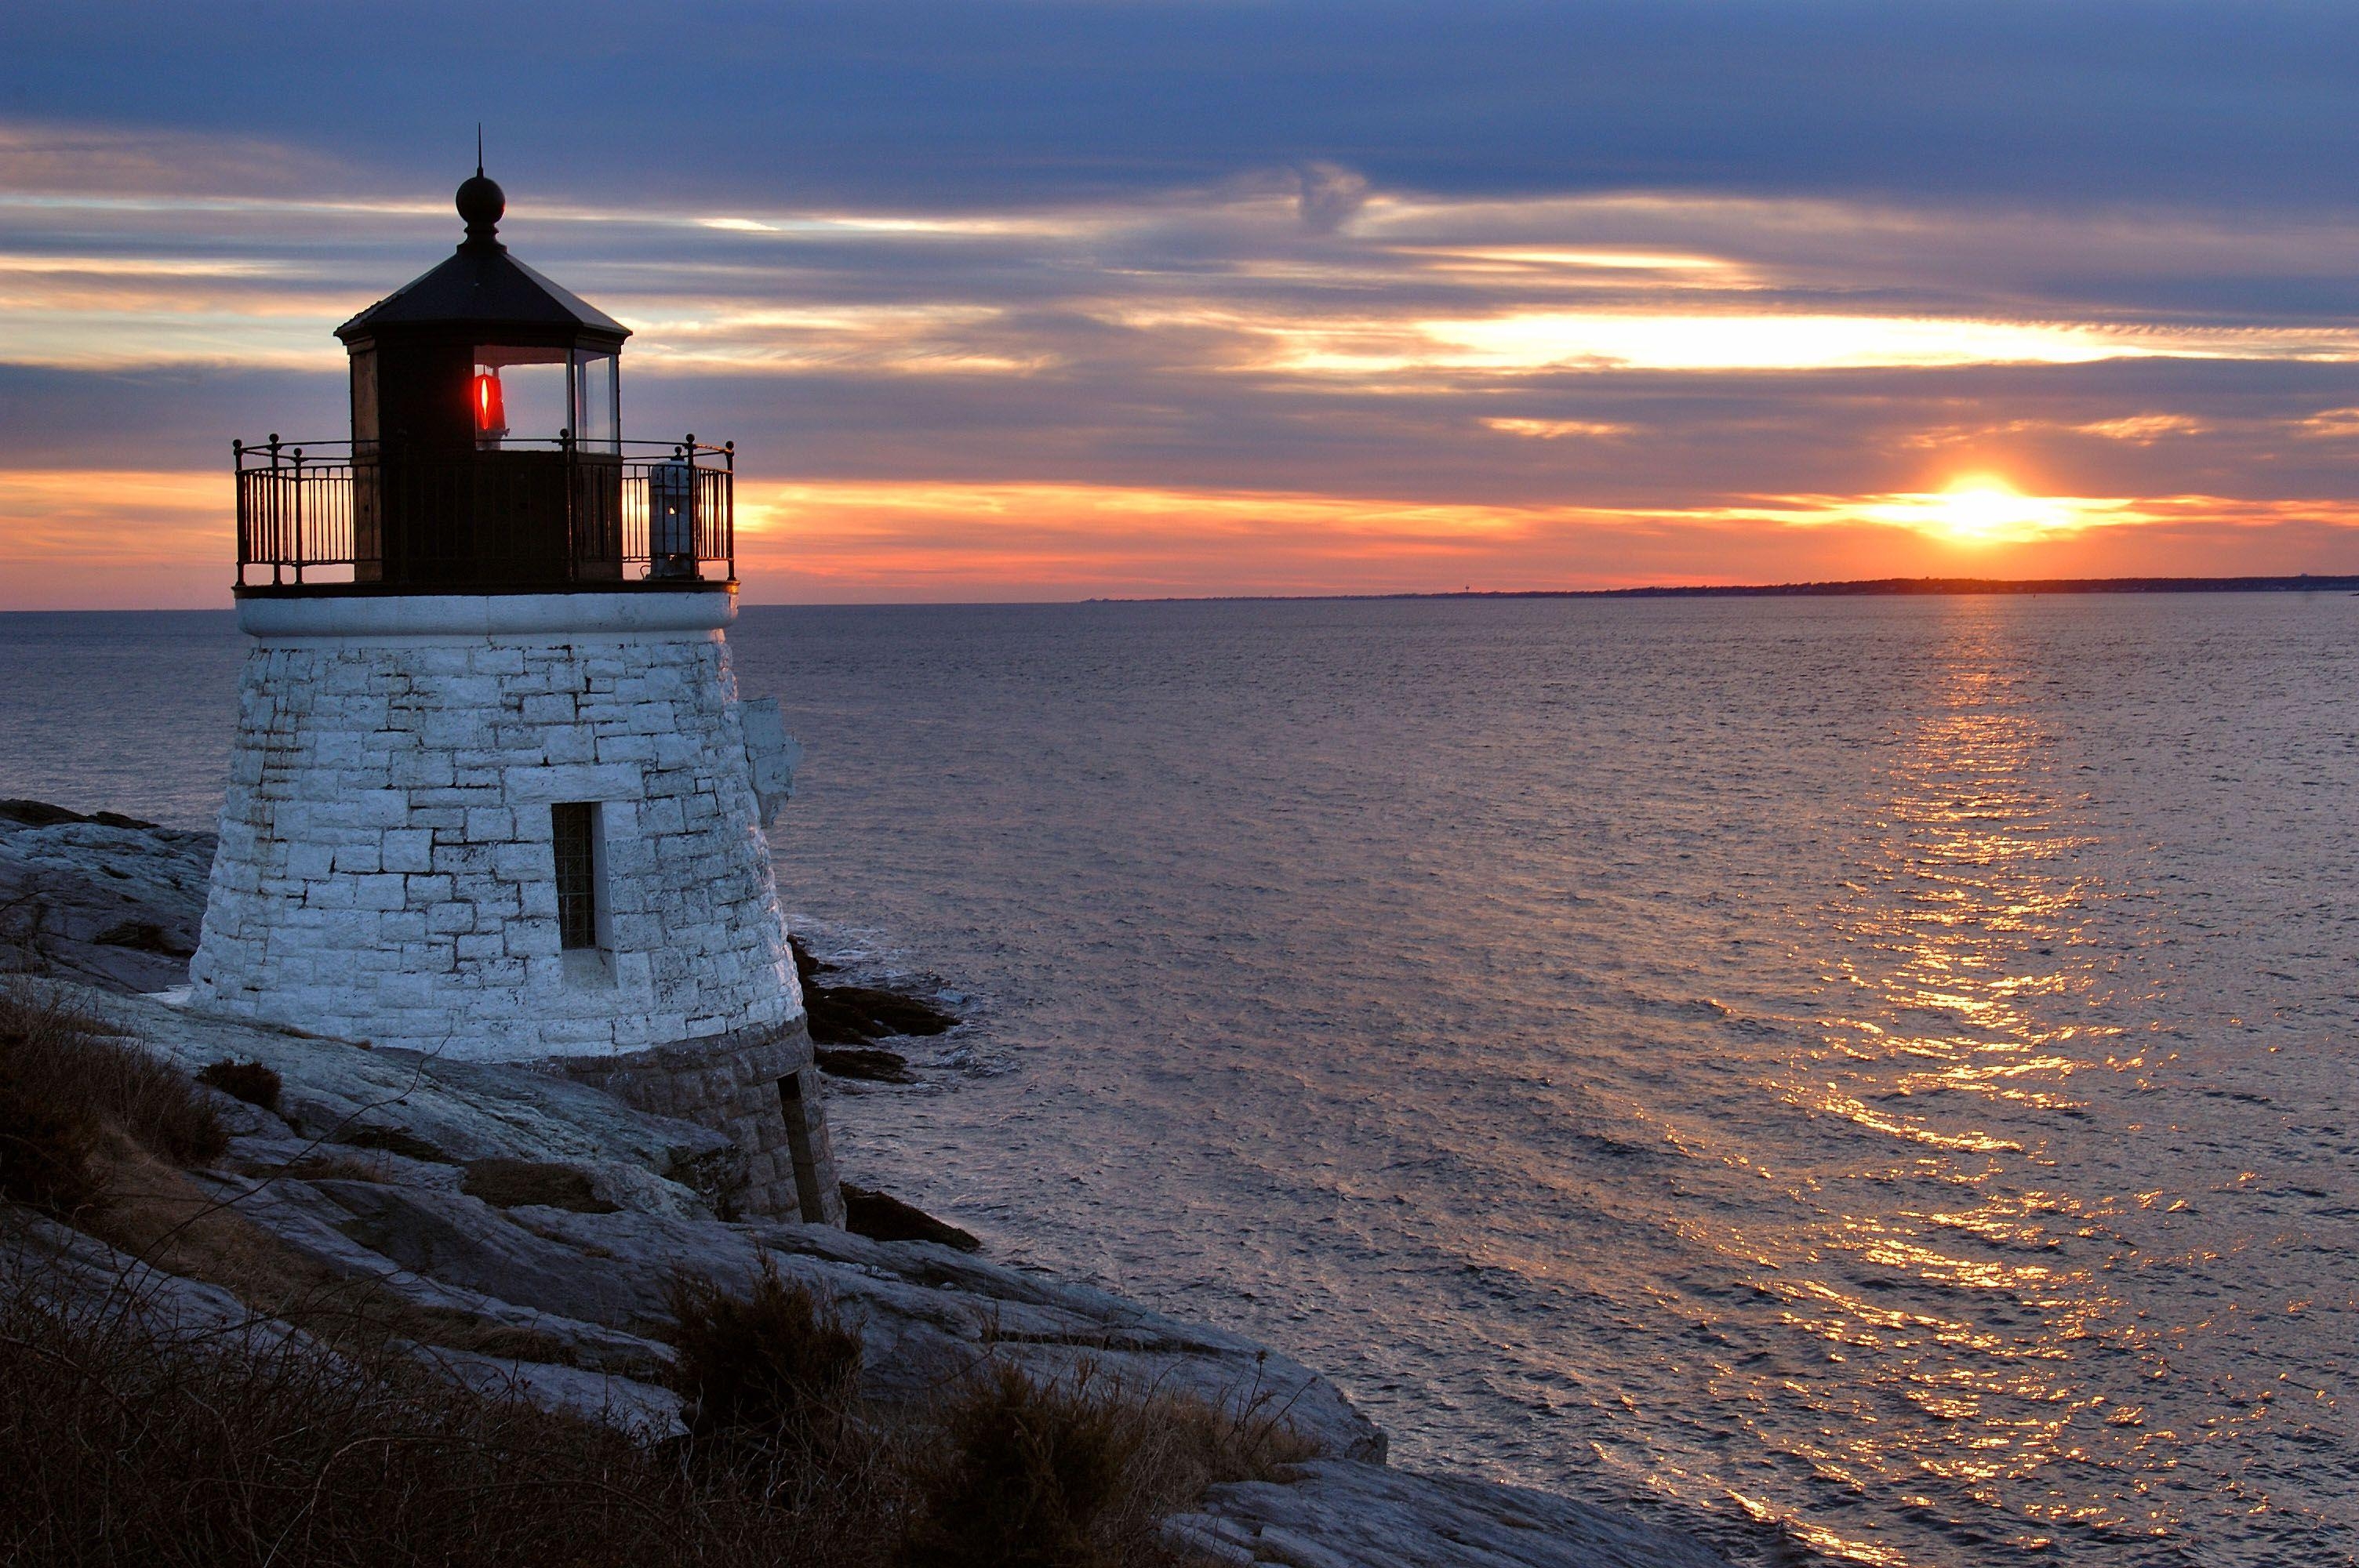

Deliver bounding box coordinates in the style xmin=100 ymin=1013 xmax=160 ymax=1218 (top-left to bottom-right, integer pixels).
xmin=905 ymin=1361 xmax=1151 ymax=1568
xmin=670 ymin=1258 xmax=865 ymax=1460
xmin=0 ymin=985 xmax=224 ymax=1215
xmin=907 ymin=1359 xmax=1323 ymax=1568
xmin=0 ymin=1268 xmax=806 ymax=1568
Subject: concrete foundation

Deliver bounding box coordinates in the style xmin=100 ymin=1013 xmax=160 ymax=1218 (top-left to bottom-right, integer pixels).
xmin=555 ymin=1023 xmax=843 ymax=1224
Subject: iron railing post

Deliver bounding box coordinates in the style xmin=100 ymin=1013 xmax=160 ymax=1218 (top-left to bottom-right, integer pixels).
xmin=724 ymin=440 xmax=735 ymax=581
xmin=267 ymin=434 xmax=284 ymax=586
xmin=291 ymin=446 xmax=306 ymax=584
xmin=232 ymin=438 xmax=246 ymax=588
xmin=683 ymin=433 xmax=697 ymax=576
xmin=560 ymin=426 xmax=576 ymax=583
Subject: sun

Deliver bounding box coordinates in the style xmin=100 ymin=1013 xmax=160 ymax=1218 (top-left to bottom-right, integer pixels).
xmin=1856 ymin=477 xmax=2133 ymax=546
xmin=1925 ymin=475 xmax=2062 ymax=544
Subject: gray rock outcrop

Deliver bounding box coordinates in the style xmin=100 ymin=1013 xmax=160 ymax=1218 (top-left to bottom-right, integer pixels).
xmin=0 ymin=803 xmax=213 ymax=995
xmin=1169 ymin=1460 xmax=1731 ymax=1568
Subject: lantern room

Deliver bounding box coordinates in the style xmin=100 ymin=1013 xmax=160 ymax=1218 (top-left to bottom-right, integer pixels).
xmin=232 ymin=165 xmax=733 ymax=593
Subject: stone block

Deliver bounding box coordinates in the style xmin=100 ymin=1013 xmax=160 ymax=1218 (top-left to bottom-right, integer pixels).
xmin=431 ymin=842 xmax=491 ymax=875
xmin=465 ymin=808 xmax=517 ymax=842
xmin=285 ymin=843 xmax=336 ymax=879
xmin=354 ymin=874 xmax=409 ymax=911
xmin=403 ymin=873 xmax=455 ymax=905
xmin=304 ymin=877 xmax=357 ymax=910
xmin=541 ymin=728 xmax=595 ymax=764
xmin=594 ymin=733 xmax=656 ymax=765
xmin=381 ymin=829 xmax=434 ymax=873
xmin=506 ymin=763 xmax=641 ymax=806
xmin=354 ymin=790 xmax=410 ymax=828
xmin=377 ymin=910 xmax=428 ymax=941
xmin=427 ymin=902 xmax=477 ymax=935
xmin=388 ymin=752 xmax=455 ymax=789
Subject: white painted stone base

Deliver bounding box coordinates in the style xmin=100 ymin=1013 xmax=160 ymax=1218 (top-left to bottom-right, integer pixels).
xmin=190 ymin=596 xmax=803 ymax=1066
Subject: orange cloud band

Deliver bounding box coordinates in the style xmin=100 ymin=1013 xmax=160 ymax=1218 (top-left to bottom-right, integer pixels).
xmin=5 ymin=470 xmax=2356 ymax=610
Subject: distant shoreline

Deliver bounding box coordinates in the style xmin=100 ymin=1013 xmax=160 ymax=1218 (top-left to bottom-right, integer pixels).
xmin=7 ymin=574 xmax=2358 ymax=616
xmin=1098 ymin=573 xmax=2359 ymax=604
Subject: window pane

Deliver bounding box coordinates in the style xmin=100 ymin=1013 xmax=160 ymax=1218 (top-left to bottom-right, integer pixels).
xmin=551 ymin=802 xmax=600 ymax=950
xmin=473 ymin=346 xmax=567 ymax=448
xmin=573 ymin=351 xmax=619 ymax=452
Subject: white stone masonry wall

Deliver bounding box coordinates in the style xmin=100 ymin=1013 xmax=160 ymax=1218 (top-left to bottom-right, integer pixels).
xmin=190 ymin=626 xmax=803 ymax=1062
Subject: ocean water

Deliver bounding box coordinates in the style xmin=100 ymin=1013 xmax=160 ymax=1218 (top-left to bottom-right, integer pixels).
xmin=3 ymin=593 xmax=2356 ymax=1567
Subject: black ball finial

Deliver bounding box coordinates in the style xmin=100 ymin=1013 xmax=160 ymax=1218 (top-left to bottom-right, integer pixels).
xmin=456 ymin=166 xmax=504 ymax=249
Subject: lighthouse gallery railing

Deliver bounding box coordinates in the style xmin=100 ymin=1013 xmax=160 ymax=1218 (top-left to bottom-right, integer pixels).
xmin=232 ymin=435 xmax=735 ymax=590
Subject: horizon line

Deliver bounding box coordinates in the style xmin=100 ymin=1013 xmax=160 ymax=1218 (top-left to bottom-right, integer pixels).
xmin=6 ymin=571 xmax=2357 ymax=615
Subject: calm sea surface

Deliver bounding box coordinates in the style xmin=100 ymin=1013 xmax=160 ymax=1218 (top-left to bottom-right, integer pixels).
xmin=3 ymin=595 xmax=2356 ymax=1567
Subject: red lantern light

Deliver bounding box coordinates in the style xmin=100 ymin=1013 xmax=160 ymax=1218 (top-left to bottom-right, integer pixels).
xmin=472 ymin=368 xmax=507 ymax=437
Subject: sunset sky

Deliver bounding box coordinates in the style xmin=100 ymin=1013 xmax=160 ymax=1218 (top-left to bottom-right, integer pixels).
xmin=7 ymin=1 xmax=2359 ymax=606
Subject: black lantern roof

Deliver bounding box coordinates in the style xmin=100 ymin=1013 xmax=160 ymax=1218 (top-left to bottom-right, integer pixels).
xmin=334 ymin=169 xmax=628 ymax=346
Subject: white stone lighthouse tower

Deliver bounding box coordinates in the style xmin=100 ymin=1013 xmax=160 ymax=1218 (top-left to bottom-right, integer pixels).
xmin=189 ymin=167 xmax=840 ymax=1224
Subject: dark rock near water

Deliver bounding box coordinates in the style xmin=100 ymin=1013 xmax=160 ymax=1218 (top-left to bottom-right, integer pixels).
xmin=815 ymin=1045 xmax=915 ymax=1083
xmin=0 ymin=800 xmax=159 ymax=831
xmin=840 ymin=1182 xmax=980 ymax=1251
xmin=816 ymin=983 xmax=958 ymax=1039
xmin=792 ymin=935 xmax=961 ymax=1051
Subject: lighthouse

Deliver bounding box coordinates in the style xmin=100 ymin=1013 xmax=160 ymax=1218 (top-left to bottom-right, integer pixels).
xmin=188 ymin=166 xmax=841 ymax=1225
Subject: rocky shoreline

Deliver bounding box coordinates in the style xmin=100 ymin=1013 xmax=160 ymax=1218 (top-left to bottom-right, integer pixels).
xmin=0 ymin=801 xmax=1730 ymax=1568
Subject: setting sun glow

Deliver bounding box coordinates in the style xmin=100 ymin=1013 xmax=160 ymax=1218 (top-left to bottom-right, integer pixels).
xmin=1859 ymin=477 xmax=2119 ymax=546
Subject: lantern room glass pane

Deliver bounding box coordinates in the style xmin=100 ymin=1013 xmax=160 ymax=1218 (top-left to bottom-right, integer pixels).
xmin=572 ymin=350 xmax=619 ymax=453
xmin=472 ymin=344 xmax=566 ymax=450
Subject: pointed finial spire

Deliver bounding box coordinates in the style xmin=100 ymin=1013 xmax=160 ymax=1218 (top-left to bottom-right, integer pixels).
xmin=456 ymin=135 xmax=505 ymax=253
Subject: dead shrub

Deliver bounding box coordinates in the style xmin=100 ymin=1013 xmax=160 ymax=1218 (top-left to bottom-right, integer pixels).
xmin=901 ymin=1363 xmax=1152 ymax=1568
xmin=0 ymin=1088 xmax=101 ymax=1214
xmin=668 ymin=1258 xmax=866 ymax=1461
xmin=195 ymin=1058 xmax=282 ymax=1112
xmin=0 ymin=985 xmax=224 ymax=1214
